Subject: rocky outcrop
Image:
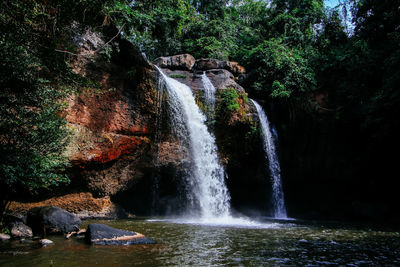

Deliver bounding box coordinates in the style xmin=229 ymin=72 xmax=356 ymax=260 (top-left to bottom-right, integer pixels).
xmin=7 ymin=45 xmax=256 ymax=218
xmin=7 ymin=25 xmax=157 ymax=218
xmin=154 ymin=54 xmax=195 ymax=71
xmin=8 ymin=193 xmax=125 ymax=219
xmin=2 ymin=215 xmax=33 ymax=239
xmin=194 ymin=58 xmax=246 ymax=76
xmin=64 ymin=26 xmax=156 ymax=202
xmin=27 ymin=206 xmax=81 ymax=235
xmin=151 ymin=54 xmax=269 ymax=216
xmin=10 ymin=222 xmax=33 ymax=239
xmin=85 ymin=223 xmax=155 ymax=245
xmin=204 ymin=69 xmax=245 ymax=93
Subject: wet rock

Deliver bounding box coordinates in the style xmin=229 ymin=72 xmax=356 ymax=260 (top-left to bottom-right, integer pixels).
xmin=40 ymin=239 xmax=54 ymax=247
xmin=8 ymin=193 xmax=127 ymax=219
xmin=10 ymin=221 xmax=33 ymax=239
xmin=0 ymin=233 xmax=11 ymax=241
xmin=85 ymin=223 xmax=155 ymax=245
xmin=205 ymin=69 xmax=245 ymax=93
xmin=27 ymin=206 xmax=81 ymax=235
xmin=154 ymin=54 xmax=195 ymax=71
xmin=195 ymin=58 xmax=245 ymax=76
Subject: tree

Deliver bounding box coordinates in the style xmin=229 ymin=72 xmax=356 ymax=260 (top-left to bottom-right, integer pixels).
xmin=0 ymin=0 xmax=113 ymax=221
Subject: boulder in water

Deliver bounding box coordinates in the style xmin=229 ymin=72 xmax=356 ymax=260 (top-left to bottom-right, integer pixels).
xmin=0 ymin=233 xmax=11 ymax=241
xmin=2 ymin=214 xmax=33 ymax=239
xmin=27 ymin=206 xmax=81 ymax=235
xmin=10 ymin=221 xmax=33 ymax=239
xmin=85 ymin=223 xmax=155 ymax=245
xmin=154 ymin=54 xmax=195 ymax=71
xmin=40 ymin=239 xmax=54 ymax=247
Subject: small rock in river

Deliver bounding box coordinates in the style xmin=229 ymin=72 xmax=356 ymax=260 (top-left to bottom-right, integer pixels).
xmin=40 ymin=239 xmax=54 ymax=247
xmin=10 ymin=221 xmax=33 ymax=239
xmin=0 ymin=233 xmax=11 ymax=241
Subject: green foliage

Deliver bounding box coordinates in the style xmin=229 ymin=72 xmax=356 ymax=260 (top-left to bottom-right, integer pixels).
xmin=105 ymin=0 xmax=196 ymax=59
xmin=3 ymin=227 xmax=10 ymax=235
xmin=170 ymin=74 xmax=187 ymax=79
xmin=0 ymin=0 xmax=112 ymax=207
xmin=271 ymin=81 xmax=290 ymax=98
xmin=220 ymin=88 xmax=240 ymax=112
xmin=245 ymin=38 xmax=316 ymax=99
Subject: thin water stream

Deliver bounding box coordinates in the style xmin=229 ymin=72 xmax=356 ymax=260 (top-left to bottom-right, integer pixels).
xmin=252 ymin=99 xmax=287 ymax=219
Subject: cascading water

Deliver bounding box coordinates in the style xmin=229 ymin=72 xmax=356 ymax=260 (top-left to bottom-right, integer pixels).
xmin=156 ymin=67 xmax=230 ymax=219
xmin=201 ymin=72 xmax=216 ymax=110
xmin=251 ymin=99 xmax=287 ymax=219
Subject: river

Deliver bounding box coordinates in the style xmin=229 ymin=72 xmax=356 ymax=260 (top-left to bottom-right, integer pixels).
xmin=1 ymin=217 xmax=399 ymax=266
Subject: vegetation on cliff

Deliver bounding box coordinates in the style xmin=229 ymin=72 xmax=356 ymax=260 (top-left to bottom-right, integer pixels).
xmin=0 ymin=0 xmax=118 ymax=220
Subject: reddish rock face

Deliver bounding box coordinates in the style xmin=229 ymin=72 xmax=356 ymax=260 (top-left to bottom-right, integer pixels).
xmin=66 ymin=90 xmax=151 ymax=137
xmin=8 ymin=193 xmax=122 ymax=219
xmin=61 ymin=27 xmax=158 ymax=199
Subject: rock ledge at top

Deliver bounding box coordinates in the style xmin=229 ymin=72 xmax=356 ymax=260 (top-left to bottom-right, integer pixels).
xmin=195 ymin=58 xmax=245 ymax=76
xmin=154 ymin=54 xmax=195 ymax=71
xmin=153 ymin=54 xmax=246 ymax=76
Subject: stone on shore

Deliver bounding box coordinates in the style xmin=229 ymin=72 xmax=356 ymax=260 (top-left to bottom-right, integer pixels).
xmin=27 ymin=206 xmax=81 ymax=235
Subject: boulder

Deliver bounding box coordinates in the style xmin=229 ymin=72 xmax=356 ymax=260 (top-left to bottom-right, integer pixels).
xmin=205 ymin=69 xmax=245 ymax=93
xmin=2 ymin=214 xmax=32 ymax=239
xmin=40 ymin=239 xmax=54 ymax=247
xmin=195 ymin=58 xmax=246 ymax=76
xmin=27 ymin=206 xmax=81 ymax=235
xmin=154 ymin=54 xmax=195 ymax=71
xmin=85 ymin=223 xmax=155 ymax=245
xmin=0 ymin=233 xmax=11 ymax=241
xmin=10 ymin=221 xmax=33 ymax=239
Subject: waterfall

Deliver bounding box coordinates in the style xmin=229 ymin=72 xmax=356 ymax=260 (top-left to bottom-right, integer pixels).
xmin=201 ymin=72 xmax=216 ymax=110
xmin=251 ymin=99 xmax=287 ymax=219
xmin=156 ymin=67 xmax=230 ymax=219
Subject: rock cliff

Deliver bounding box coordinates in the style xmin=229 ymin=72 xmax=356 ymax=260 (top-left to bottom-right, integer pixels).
xmin=9 ymin=26 xmax=156 ymax=218
xmin=9 ymin=39 xmax=267 ymax=217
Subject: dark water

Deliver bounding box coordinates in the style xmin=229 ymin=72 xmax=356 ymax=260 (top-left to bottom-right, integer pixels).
xmin=1 ymin=217 xmax=400 ymax=266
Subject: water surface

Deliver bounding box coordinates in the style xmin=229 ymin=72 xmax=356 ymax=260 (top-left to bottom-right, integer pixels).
xmin=1 ymin=218 xmax=399 ymax=266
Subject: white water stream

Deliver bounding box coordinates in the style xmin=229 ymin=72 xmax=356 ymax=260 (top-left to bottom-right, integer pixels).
xmin=156 ymin=67 xmax=230 ymax=219
xmin=251 ymin=99 xmax=287 ymax=219
xmin=201 ymin=72 xmax=216 ymax=110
